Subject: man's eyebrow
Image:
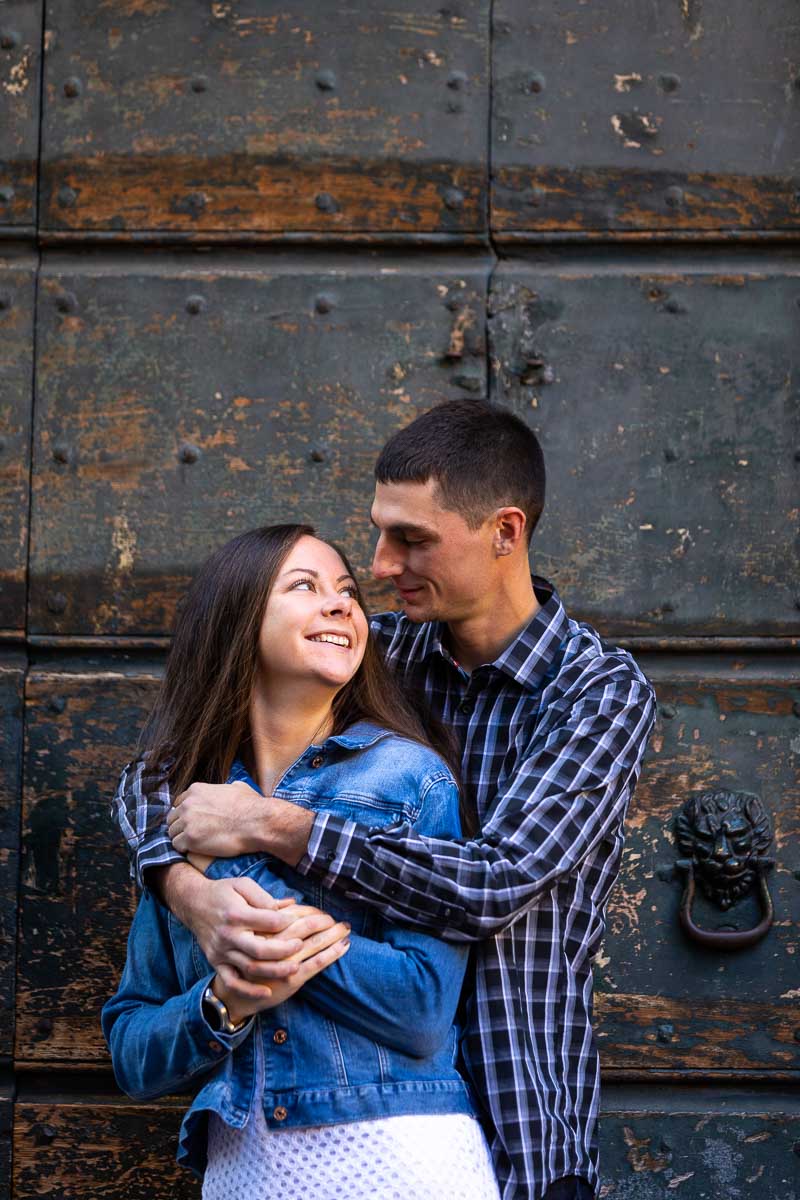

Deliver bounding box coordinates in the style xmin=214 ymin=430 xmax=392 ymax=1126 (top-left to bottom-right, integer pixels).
xmin=283 ymin=567 xmax=356 ymax=584
xmin=370 ymin=515 xmax=438 ymax=538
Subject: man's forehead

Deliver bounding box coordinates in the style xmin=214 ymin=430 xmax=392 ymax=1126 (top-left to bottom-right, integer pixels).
xmin=370 ymin=479 xmax=445 ymax=529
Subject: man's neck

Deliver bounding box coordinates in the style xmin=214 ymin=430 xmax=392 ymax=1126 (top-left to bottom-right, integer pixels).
xmin=445 ymin=573 xmax=540 ymax=673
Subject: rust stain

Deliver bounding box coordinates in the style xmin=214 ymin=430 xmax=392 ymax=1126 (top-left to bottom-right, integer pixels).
xmin=2 ymin=50 xmax=32 ymax=97
xmin=622 ymin=1126 xmax=671 ymax=1173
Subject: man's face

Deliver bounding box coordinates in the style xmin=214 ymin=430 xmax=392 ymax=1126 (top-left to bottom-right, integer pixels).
xmin=370 ymin=479 xmax=497 ymax=623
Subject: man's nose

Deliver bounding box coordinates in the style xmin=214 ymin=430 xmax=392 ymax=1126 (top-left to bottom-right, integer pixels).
xmin=372 ymin=534 xmax=404 ymax=579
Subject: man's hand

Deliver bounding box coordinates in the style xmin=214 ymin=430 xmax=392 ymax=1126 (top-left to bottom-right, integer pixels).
xmin=167 ymin=781 xmax=266 ymax=858
xmin=166 ymin=780 xmax=316 ymax=867
xmin=153 ymin=863 xmax=341 ymax=997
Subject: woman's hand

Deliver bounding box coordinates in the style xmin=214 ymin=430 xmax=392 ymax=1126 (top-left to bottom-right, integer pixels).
xmin=212 ymin=905 xmax=351 ymax=1024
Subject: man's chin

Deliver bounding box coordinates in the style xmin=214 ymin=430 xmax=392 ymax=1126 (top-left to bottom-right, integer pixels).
xmin=398 ymin=592 xmax=437 ymax=623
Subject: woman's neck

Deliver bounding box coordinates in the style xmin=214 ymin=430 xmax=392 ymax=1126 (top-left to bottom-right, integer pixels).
xmin=247 ymin=682 xmax=335 ymax=796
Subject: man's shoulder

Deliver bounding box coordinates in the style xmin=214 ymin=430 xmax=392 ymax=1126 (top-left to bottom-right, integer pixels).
xmin=553 ymin=616 xmax=655 ymax=706
xmin=369 ymin=609 xmax=434 ymax=658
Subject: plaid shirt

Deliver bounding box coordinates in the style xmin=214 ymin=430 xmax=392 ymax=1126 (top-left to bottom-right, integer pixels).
xmin=113 ymin=577 xmax=655 ymax=1200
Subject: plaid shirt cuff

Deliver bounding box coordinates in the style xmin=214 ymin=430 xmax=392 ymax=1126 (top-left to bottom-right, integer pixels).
xmin=297 ymin=812 xmax=365 ymax=888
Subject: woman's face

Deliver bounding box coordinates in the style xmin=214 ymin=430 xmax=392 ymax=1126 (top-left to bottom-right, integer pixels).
xmin=257 ymin=535 xmax=369 ymax=692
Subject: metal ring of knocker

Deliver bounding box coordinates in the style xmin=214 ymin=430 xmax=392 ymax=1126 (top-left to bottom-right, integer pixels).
xmin=676 ymin=856 xmax=775 ymax=951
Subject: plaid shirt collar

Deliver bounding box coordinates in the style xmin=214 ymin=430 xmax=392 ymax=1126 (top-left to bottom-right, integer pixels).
xmin=417 ymin=575 xmax=569 ymax=694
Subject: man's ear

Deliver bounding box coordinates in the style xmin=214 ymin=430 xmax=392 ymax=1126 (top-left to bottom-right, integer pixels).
xmin=492 ymin=507 xmax=527 ymax=556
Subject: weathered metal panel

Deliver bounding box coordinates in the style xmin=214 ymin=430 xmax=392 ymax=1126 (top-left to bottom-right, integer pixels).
xmin=598 ymin=1097 xmax=800 ymax=1198
xmin=11 ymin=1094 xmax=800 ymax=1199
xmin=0 ymin=1089 xmax=10 ymax=1200
xmin=14 ymin=1101 xmax=197 ymax=1200
xmin=0 ymin=655 xmax=24 ymax=1064
xmin=29 ymin=249 xmax=489 ymax=635
xmin=489 ymin=250 xmax=800 ymax=635
xmin=0 ymin=1 xmax=42 ymax=228
xmin=16 ymin=666 xmax=158 ymax=1063
xmin=491 ymin=0 xmax=800 ymax=233
xmin=0 ymin=247 xmax=36 ymax=634
xmin=40 ymin=2 xmax=489 ymax=234
xmin=596 ymin=658 xmax=800 ymax=1075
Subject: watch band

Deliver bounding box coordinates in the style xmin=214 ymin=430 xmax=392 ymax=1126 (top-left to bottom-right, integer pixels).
xmin=202 ymin=984 xmax=249 ymax=1035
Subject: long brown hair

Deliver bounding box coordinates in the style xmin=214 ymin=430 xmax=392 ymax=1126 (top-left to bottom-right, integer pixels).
xmin=139 ymin=524 xmax=475 ymax=834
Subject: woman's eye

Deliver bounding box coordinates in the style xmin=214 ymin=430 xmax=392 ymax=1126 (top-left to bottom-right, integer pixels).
xmin=341 ymin=585 xmax=359 ymax=598
xmin=291 ymin=578 xmax=315 ymax=591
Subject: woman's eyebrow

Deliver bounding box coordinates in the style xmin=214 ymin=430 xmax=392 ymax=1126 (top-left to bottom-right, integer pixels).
xmin=283 ymin=567 xmax=356 ymax=583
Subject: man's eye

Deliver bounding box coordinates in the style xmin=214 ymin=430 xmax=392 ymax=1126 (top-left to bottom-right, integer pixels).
xmin=404 ymin=538 xmax=425 ymax=547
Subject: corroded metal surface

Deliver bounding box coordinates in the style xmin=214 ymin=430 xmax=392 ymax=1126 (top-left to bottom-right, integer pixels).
xmin=489 ymin=249 xmax=800 ymax=635
xmin=0 ymin=1091 xmax=10 ymax=1200
xmin=598 ymin=1103 xmax=800 ymax=1198
xmin=0 ymin=248 xmax=36 ymax=634
xmin=0 ymin=655 xmax=24 ymax=1064
xmin=30 ymin=249 xmax=489 ymax=636
xmin=16 ymin=667 xmax=157 ymax=1062
xmin=596 ymin=658 xmax=800 ymax=1074
xmin=0 ymin=1 xmax=42 ymax=229
xmin=14 ymin=1101 xmax=197 ymax=1200
xmin=491 ymin=0 xmax=800 ymax=233
xmin=40 ymin=2 xmax=488 ymax=234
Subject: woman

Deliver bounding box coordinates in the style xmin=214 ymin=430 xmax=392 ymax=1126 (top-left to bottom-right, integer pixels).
xmin=102 ymin=523 xmax=500 ymax=1200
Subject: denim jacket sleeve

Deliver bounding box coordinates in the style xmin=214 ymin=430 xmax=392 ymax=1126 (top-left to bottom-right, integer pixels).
xmin=295 ymin=775 xmax=468 ymax=1058
xmin=101 ymin=890 xmax=253 ymax=1101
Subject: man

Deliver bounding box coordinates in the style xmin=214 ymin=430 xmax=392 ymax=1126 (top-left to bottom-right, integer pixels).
xmin=114 ymin=400 xmax=656 ymax=1200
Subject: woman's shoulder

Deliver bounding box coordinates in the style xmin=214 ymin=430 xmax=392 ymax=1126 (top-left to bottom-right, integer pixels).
xmin=326 ymin=721 xmax=456 ymax=788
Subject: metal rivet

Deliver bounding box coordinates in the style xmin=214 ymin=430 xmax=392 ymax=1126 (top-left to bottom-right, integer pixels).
xmin=315 ymin=69 xmax=336 ymax=91
xmin=660 ymin=704 xmax=677 ymax=719
xmin=310 ymin=449 xmax=326 ymax=463
xmin=52 ymin=443 xmax=71 ymax=464
xmin=525 ymin=72 xmax=546 ymax=94
xmin=179 ymin=442 xmax=201 ymax=464
xmin=46 ymin=593 xmax=68 ymax=614
xmin=447 ymin=70 xmax=467 ymax=91
xmin=56 ymin=291 xmax=78 ymax=314
xmin=57 ymin=185 xmax=77 ymax=209
xmin=664 ymin=298 xmax=685 ymax=314
xmin=662 ymin=601 xmax=675 ymax=614
xmin=656 ymin=1024 xmax=674 ymax=1043
xmin=0 ymin=29 xmax=22 ymax=50
xmin=443 ymin=186 xmax=464 ymax=211
xmin=0 ymin=185 xmax=15 ymax=205
xmin=0 ymin=290 xmax=11 ymax=310
xmin=447 ymin=98 xmax=463 ymax=113
xmin=314 ymin=292 xmax=335 ymax=313
xmin=527 ymin=186 xmax=545 ymax=207
xmin=36 ymin=1017 xmax=53 ymax=1036
xmin=37 ymin=1125 xmax=57 ymax=1145
xmin=445 ymin=294 xmax=464 ymax=312
xmin=48 ymin=696 xmax=66 ymax=714
xmin=452 ymin=371 xmax=482 ymax=392
xmin=664 ymin=446 xmax=678 ymax=462
xmin=63 ymin=76 xmax=83 ymax=98
xmin=664 ymin=185 xmax=684 ymax=209
xmin=191 ymin=76 xmax=208 ymax=93
xmin=182 ymin=191 xmax=206 ymax=215
xmin=659 ymin=73 xmax=681 ymax=93
xmin=186 ymin=294 xmax=206 ymax=315
xmin=315 ymin=192 xmax=340 ymax=214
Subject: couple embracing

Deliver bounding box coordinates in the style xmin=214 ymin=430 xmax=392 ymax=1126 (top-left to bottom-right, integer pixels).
xmin=104 ymin=400 xmax=656 ymax=1200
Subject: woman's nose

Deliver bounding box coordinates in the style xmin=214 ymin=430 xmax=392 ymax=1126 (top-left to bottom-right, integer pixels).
xmin=321 ymin=589 xmax=353 ymax=617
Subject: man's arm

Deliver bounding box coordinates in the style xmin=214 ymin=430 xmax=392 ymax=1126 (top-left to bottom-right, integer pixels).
xmin=171 ymin=675 xmax=654 ymax=943
xmin=111 ymin=762 xmax=342 ymax=991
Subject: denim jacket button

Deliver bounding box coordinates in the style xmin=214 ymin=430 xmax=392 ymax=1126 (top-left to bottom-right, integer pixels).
xmin=273 ymin=1028 xmax=288 ymax=1045
xmin=311 ymin=755 xmax=324 ymax=768
xmin=208 ymin=1040 xmax=223 ymax=1053
xmin=273 ymin=1106 xmax=288 ymax=1121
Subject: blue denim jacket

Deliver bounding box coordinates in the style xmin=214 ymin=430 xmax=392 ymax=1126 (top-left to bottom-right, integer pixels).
xmin=102 ymin=722 xmax=473 ymax=1178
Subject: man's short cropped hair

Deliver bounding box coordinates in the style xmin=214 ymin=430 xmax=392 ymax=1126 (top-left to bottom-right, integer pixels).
xmin=375 ymin=399 xmax=546 ymax=541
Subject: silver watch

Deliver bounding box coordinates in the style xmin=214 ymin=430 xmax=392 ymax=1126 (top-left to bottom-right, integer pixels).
xmin=202 ymin=984 xmax=249 ymax=1035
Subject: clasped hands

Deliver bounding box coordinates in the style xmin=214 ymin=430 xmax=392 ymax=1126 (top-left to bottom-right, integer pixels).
xmin=165 ymin=780 xmax=349 ymax=1024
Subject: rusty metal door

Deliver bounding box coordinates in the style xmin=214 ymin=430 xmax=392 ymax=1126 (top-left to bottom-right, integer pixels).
xmin=1 ymin=2 xmax=798 ymax=1196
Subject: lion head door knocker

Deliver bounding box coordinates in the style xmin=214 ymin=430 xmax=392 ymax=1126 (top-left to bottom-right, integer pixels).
xmin=674 ymin=790 xmax=775 ymax=950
